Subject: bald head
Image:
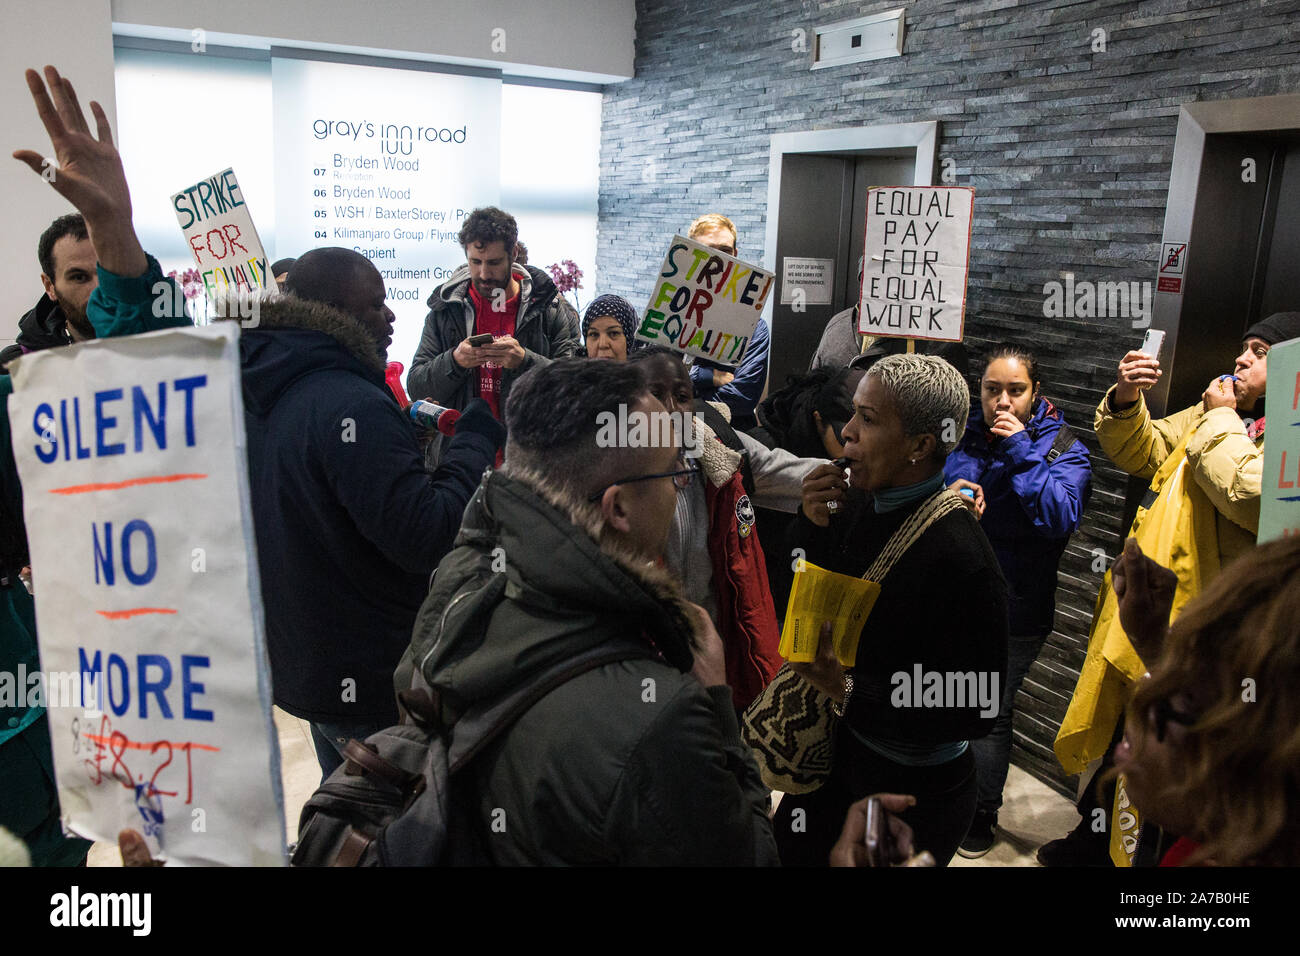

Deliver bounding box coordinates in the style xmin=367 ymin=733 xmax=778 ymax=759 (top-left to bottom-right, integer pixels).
xmin=285 ymin=247 xmax=395 ymax=354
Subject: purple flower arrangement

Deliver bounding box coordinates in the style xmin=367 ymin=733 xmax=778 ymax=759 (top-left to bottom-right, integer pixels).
xmin=546 ymin=259 xmax=584 ymax=312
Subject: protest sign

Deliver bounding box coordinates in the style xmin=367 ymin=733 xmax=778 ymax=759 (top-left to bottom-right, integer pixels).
xmin=858 ymin=186 xmax=975 ymax=342
xmin=781 ymin=560 xmax=881 ymax=667
xmin=636 ymin=234 xmax=774 ymax=366
xmin=172 ymin=167 xmax=274 ymax=300
xmin=1258 ymin=336 xmax=1300 ymax=543
xmin=7 ymin=324 xmax=285 ymax=866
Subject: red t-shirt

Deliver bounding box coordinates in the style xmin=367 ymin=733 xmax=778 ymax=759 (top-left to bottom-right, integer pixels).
xmin=466 ymin=281 xmax=520 ymax=420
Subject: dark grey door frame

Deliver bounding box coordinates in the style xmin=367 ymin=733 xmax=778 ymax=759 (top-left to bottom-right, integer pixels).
xmin=1149 ymin=93 xmax=1300 ymax=418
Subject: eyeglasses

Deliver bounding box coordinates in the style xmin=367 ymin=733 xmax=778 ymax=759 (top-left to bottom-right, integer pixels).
xmin=587 ymin=456 xmax=697 ymax=502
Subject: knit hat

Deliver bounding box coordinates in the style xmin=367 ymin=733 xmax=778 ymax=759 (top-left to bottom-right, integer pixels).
xmin=582 ymin=295 xmax=640 ymax=352
xmin=1244 ymin=311 xmax=1300 ymax=346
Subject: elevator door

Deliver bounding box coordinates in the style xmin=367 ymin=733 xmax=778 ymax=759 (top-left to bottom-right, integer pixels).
xmin=1166 ymin=134 xmax=1300 ymax=414
xmin=768 ymin=153 xmax=915 ymax=389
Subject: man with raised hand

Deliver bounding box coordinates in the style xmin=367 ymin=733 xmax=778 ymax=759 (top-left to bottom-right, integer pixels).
xmin=1046 ymin=316 xmax=1299 ymax=866
xmin=2 ymin=64 xmax=189 ymax=868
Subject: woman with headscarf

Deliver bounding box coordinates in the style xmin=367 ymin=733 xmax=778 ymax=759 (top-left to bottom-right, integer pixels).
xmin=581 ymin=294 xmax=640 ymax=361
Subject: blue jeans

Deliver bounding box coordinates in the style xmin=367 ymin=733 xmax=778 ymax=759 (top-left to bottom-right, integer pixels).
xmin=309 ymin=718 xmax=392 ymax=784
xmin=971 ymin=633 xmax=1047 ymax=816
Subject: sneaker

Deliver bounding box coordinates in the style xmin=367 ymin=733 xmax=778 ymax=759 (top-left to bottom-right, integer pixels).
xmin=957 ymin=811 xmax=997 ymax=858
xmin=1035 ymin=831 xmax=1113 ymax=867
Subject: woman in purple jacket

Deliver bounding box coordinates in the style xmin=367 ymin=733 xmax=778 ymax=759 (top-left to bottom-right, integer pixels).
xmin=944 ymin=344 xmax=1092 ymax=857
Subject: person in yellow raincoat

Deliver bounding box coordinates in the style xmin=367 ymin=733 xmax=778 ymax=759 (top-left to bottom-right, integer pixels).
xmin=1042 ymin=311 xmax=1300 ymax=867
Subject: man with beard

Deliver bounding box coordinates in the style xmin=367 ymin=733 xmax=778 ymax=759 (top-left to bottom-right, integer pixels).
xmin=1 ymin=214 xmax=97 ymax=370
xmin=407 ymin=206 xmax=580 ymax=417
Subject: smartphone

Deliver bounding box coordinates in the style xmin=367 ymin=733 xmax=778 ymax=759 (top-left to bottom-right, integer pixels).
xmin=466 ymin=333 xmax=495 ymax=347
xmin=864 ymin=797 xmax=895 ymax=866
xmin=1139 ymin=328 xmax=1165 ymax=362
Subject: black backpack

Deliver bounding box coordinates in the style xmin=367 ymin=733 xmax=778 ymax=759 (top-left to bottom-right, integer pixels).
xmin=291 ymin=642 xmax=648 ymax=866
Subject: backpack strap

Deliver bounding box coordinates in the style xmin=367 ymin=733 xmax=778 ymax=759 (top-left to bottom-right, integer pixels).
xmin=1046 ymin=421 xmax=1080 ymax=464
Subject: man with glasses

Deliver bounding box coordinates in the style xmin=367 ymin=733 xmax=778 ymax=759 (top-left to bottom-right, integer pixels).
xmin=397 ymin=358 xmax=778 ymax=865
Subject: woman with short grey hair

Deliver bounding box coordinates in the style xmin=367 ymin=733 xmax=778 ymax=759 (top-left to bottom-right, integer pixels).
xmin=773 ymin=354 xmax=1009 ymax=866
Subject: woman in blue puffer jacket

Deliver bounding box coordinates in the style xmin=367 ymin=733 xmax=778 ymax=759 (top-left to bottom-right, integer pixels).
xmin=944 ymin=343 xmax=1092 ymax=858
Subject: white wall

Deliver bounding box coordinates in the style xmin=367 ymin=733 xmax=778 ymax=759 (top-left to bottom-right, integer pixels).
xmin=1 ymin=0 xmax=117 ymax=350
xmin=1 ymin=0 xmax=632 ymax=347
xmin=112 ymin=0 xmax=635 ymax=82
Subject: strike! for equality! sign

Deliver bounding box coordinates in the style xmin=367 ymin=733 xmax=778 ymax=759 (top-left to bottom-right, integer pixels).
xmin=7 ymin=324 xmax=285 ymax=866
xmin=172 ymin=167 xmax=274 ymax=300
xmin=636 ymin=234 xmax=774 ymax=366
xmin=858 ymin=186 xmax=975 ymax=343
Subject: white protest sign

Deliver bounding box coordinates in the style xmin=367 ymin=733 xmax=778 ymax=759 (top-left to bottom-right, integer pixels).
xmin=172 ymin=167 xmax=274 ymax=300
xmin=1258 ymin=337 xmax=1300 ymax=543
xmin=781 ymin=257 xmax=835 ymax=306
xmin=7 ymin=323 xmax=285 ymax=866
xmin=858 ymin=186 xmax=975 ymax=342
xmin=636 ymin=234 xmax=774 ymax=367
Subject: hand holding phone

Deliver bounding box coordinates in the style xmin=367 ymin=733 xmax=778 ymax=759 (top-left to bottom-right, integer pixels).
xmin=1140 ymin=328 xmax=1165 ymax=362
xmin=453 ymin=333 xmax=496 ymax=369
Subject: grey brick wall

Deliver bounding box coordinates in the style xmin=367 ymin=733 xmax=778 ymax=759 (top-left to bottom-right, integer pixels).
xmin=597 ymin=0 xmax=1300 ymax=798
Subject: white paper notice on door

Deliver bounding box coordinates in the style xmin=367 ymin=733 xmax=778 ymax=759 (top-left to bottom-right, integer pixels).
xmin=781 ymin=257 xmax=835 ymax=306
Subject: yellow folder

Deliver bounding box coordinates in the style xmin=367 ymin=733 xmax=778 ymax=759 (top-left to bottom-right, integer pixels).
xmin=780 ymin=559 xmax=882 ymax=667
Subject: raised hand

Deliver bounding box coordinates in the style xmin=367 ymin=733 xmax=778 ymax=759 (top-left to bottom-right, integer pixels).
xmin=12 ymin=66 xmax=146 ymax=276
xmin=1111 ymin=537 xmax=1178 ymax=664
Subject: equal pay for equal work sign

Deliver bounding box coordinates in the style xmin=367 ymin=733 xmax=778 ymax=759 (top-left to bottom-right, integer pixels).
xmin=859 ymin=186 xmax=975 ymax=342
xmin=7 ymin=324 xmax=285 ymax=866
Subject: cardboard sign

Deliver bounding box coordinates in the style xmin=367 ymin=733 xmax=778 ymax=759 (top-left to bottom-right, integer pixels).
xmin=1258 ymin=337 xmax=1300 ymax=543
xmin=858 ymin=186 xmax=974 ymax=342
xmin=7 ymin=324 xmax=285 ymax=866
xmin=172 ymin=167 xmax=274 ymax=300
xmin=636 ymin=235 xmax=774 ymax=366
xmin=780 ymin=257 xmax=835 ymax=306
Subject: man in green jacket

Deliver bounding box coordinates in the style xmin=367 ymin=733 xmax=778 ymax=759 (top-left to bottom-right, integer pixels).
xmin=399 ymin=358 xmax=779 ymax=865
xmin=1 ymin=65 xmax=189 ymax=866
